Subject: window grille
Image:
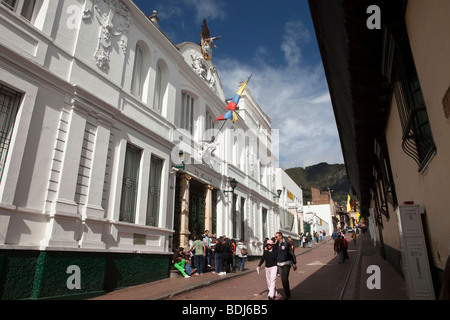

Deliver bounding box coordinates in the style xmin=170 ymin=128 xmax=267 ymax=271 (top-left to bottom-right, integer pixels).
xmin=119 ymin=144 xmax=142 ymax=223
xmin=0 ymin=84 xmax=22 ymax=183
xmin=383 ymin=28 xmax=436 ymax=172
xmin=146 ymin=156 xmax=163 ymax=227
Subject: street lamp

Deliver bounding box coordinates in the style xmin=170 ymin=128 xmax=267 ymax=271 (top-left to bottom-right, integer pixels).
xmin=273 ymin=189 xmax=282 ymax=199
xmin=223 ymin=178 xmax=238 ymax=194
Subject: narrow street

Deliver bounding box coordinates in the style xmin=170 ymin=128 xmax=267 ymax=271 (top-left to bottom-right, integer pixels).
xmin=170 ymin=236 xmax=357 ymax=300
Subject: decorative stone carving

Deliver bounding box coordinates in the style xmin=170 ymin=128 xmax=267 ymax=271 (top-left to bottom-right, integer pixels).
xmin=85 ymin=0 xmax=131 ymax=70
xmin=190 ymin=53 xmax=217 ymax=93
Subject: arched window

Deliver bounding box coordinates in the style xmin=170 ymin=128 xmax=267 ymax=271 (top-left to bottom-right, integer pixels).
xmin=131 ymin=44 xmax=144 ymax=99
xmin=153 ymin=59 xmax=169 ymax=115
xmin=180 ymin=92 xmax=194 ymax=134
xmin=153 ymin=64 xmax=162 ymax=113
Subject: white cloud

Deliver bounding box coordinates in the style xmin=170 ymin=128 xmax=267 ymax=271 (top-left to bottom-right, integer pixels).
xmin=184 ymin=0 xmax=226 ymax=22
xmin=281 ymin=20 xmax=311 ymax=67
xmin=216 ymin=20 xmax=343 ymax=169
xmin=154 ymin=0 xmax=225 ymax=28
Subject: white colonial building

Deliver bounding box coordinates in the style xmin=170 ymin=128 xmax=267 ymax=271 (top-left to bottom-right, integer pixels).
xmin=303 ymin=188 xmax=336 ymax=237
xmin=0 ymin=0 xmax=283 ymax=299
xmin=275 ymin=168 xmax=304 ymax=242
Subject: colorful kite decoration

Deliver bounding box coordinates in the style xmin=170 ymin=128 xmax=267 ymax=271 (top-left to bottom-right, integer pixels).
xmin=215 ymin=75 xmax=252 ymax=124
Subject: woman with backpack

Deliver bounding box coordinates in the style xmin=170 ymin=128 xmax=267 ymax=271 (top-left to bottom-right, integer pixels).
xmin=236 ymin=239 xmax=248 ymax=271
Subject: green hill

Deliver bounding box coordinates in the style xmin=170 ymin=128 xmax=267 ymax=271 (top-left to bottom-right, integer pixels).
xmin=285 ymin=163 xmax=351 ymax=205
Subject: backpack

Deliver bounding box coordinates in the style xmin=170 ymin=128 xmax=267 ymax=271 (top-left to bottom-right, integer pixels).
xmin=241 ymin=247 xmax=248 ymax=256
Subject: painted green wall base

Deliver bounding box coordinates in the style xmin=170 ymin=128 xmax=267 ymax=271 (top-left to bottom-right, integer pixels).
xmin=0 ymin=250 xmax=171 ymax=300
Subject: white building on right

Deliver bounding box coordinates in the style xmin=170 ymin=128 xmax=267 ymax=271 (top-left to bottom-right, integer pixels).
xmin=275 ymin=168 xmax=303 ymax=242
xmin=302 ymin=187 xmax=335 ymax=237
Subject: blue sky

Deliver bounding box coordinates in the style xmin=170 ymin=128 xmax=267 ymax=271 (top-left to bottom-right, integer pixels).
xmin=133 ymin=0 xmax=344 ymax=169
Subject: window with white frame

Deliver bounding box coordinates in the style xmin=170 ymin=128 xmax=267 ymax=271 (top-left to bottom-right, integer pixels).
xmin=1 ymin=0 xmax=36 ymax=21
xmin=146 ymin=155 xmax=163 ymax=227
xmin=205 ymin=109 xmax=214 ymax=141
xmin=180 ymin=92 xmax=194 ymax=134
xmin=153 ymin=64 xmax=162 ymax=114
xmin=119 ymin=144 xmax=142 ymax=224
xmin=131 ymin=44 xmax=144 ymax=99
xmin=0 ymin=84 xmax=22 ymax=183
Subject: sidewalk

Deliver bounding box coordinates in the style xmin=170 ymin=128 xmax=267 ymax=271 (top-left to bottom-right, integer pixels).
xmin=91 ymin=240 xmax=323 ymax=300
xmin=342 ymin=232 xmax=408 ymax=300
xmin=91 ymin=234 xmax=408 ymax=300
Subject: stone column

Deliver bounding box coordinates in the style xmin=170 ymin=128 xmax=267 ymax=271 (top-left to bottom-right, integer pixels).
xmin=179 ymin=174 xmax=192 ymax=249
xmin=204 ymin=185 xmax=214 ymax=232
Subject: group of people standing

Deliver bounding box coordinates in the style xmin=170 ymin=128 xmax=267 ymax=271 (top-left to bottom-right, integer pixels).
xmin=172 ymin=230 xmax=249 ymax=279
xmin=300 ymin=231 xmax=326 ymax=248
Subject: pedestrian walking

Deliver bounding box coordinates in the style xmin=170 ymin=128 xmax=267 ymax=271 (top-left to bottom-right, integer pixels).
xmin=306 ymin=232 xmax=312 ymax=248
xmin=236 ymin=239 xmax=248 ymax=271
xmin=342 ymin=236 xmax=349 ymax=260
xmin=288 ymin=236 xmax=295 ymax=254
xmin=352 ymin=231 xmax=357 ymax=245
xmin=190 ymin=235 xmax=206 ymax=275
xmin=257 ymin=240 xmax=278 ymax=300
xmin=275 ymin=231 xmax=297 ymax=300
xmin=334 ymin=235 xmax=344 ymax=264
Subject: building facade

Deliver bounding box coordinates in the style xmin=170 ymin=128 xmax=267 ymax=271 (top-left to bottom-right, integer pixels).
xmin=0 ymin=0 xmax=281 ymax=299
xmin=275 ymin=168 xmax=304 ymax=242
xmin=310 ymin=0 xmax=450 ymax=299
xmin=303 ymin=187 xmax=334 ymax=237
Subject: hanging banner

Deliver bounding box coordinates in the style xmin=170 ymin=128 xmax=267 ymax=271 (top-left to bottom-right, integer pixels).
xmin=287 ymin=190 xmax=294 ymax=201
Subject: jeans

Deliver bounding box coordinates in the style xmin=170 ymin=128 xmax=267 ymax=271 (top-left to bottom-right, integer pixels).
xmin=279 ymin=264 xmax=292 ymax=299
xmin=336 ymin=250 xmax=344 ymax=264
xmin=185 ymin=262 xmax=193 ymax=275
xmin=205 ymin=248 xmax=210 ymax=266
xmin=215 ymin=254 xmax=221 ymax=273
xmin=194 ymin=255 xmax=204 ymax=274
xmin=237 ymin=257 xmax=246 ymax=271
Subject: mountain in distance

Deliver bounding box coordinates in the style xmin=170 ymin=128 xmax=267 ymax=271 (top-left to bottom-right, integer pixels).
xmin=285 ymin=163 xmax=351 ymax=205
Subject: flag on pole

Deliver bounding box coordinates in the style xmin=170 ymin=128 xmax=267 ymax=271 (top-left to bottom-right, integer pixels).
xmin=347 ymin=195 xmax=351 ymax=213
xmin=215 ymin=75 xmax=252 ymax=123
xmin=215 ymin=110 xmax=239 ymax=123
